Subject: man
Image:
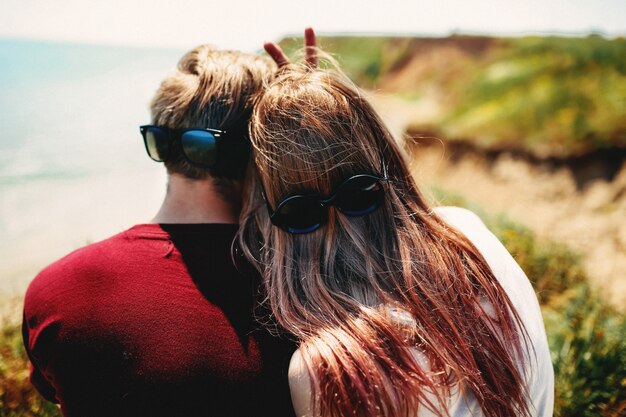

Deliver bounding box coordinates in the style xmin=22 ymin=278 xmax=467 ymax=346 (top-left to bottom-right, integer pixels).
xmin=21 ymin=34 xmax=316 ymax=416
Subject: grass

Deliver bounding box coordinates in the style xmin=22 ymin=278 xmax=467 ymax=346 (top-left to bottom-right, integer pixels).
xmin=444 ymin=36 xmax=626 ymax=156
xmin=0 ymin=305 xmax=61 ymax=417
xmin=543 ymin=286 xmax=626 ymax=417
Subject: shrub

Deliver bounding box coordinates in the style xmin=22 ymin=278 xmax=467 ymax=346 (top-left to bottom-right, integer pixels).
xmin=543 ymin=285 xmax=626 ymax=417
xmin=0 ymin=307 xmax=61 ymax=417
xmin=445 ymin=35 xmax=626 ymax=156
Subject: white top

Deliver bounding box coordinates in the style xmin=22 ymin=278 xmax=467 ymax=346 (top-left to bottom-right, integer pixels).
xmin=430 ymin=206 xmax=554 ymax=416
xmin=289 ymin=207 xmax=554 ymax=417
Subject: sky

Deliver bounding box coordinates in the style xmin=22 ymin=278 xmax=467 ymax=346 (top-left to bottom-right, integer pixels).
xmin=1 ymin=0 xmax=625 ymax=51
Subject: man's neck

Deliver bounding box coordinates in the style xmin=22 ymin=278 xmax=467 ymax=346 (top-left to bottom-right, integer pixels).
xmin=152 ymin=174 xmax=240 ymax=224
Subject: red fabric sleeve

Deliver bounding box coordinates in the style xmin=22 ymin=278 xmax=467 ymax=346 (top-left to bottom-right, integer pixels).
xmin=22 ymin=312 xmax=58 ymax=403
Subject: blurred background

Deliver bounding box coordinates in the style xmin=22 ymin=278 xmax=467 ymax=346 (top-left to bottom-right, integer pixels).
xmin=1 ymin=1 xmax=624 ymax=415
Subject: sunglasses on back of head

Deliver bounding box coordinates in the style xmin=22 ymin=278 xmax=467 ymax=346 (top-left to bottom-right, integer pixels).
xmin=264 ymin=163 xmax=389 ymax=234
xmin=140 ymin=125 xmax=224 ymax=167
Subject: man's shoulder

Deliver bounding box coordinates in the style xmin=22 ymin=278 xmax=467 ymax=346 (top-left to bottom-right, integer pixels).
xmin=25 ymin=227 xmax=145 ymax=299
xmin=43 ymin=230 xmax=131 ymax=272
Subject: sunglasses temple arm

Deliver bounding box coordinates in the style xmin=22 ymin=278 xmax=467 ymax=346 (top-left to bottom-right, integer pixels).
xmin=381 ymin=159 xmax=389 ymax=179
xmin=260 ymin=188 xmax=275 ymax=216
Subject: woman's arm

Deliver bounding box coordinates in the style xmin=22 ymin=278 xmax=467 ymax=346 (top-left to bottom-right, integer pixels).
xmin=289 ymin=348 xmax=315 ymax=417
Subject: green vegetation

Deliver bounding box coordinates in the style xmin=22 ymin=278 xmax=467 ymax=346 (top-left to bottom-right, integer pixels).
xmin=444 ymin=36 xmax=626 ymax=156
xmin=0 ymin=309 xmax=60 ymax=417
xmin=280 ymin=34 xmax=626 ymax=157
xmin=544 ymin=286 xmax=626 ymax=417
xmin=433 ymin=187 xmax=626 ymax=416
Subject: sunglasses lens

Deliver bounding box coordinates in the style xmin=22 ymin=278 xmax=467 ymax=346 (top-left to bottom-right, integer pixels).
xmin=181 ymin=130 xmax=217 ymax=166
xmin=274 ymin=197 xmax=326 ymax=234
xmin=336 ymin=176 xmax=385 ymax=216
xmin=143 ymin=127 xmax=169 ymax=162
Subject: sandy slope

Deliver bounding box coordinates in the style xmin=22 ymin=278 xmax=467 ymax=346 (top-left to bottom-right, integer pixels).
xmin=371 ymin=93 xmax=626 ymax=309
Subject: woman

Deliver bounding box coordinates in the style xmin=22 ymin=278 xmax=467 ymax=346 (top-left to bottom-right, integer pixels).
xmin=238 ymin=58 xmax=553 ymax=417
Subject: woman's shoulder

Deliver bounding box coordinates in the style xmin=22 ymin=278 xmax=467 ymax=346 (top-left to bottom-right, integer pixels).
xmin=432 ymin=206 xmax=540 ymax=334
xmin=433 ymin=206 xmax=487 ymax=236
xmin=434 ymin=206 xmax=554 ymax=385
xmin=432 ymin=206 xmax=518 ymax=281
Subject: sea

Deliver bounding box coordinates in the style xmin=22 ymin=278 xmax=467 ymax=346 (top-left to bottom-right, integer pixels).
xmin=0 ymin=39 xmax=187 ymax=295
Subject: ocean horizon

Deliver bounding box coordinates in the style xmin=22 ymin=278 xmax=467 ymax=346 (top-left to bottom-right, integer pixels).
xmin=0 ymin=39 xmax=187 ymax=295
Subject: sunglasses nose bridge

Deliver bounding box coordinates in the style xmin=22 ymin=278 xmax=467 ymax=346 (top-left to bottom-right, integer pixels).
xmin=319 ymin=195 xmax=336 ymax=208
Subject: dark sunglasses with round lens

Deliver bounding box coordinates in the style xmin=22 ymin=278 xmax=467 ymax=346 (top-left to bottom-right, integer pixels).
xmin=264 ymin=163 xmax=390 ymax=234
xmin=139 ymin=125 xmax=224 ymax=167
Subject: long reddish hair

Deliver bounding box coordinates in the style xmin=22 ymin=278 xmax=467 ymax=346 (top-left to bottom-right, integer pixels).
xmin=238 ymin=63 xmax=531 ymax=417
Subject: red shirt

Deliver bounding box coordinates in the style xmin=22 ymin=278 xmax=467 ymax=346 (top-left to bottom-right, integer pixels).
xmin=22 ymin=224 xmax=296 ymax=417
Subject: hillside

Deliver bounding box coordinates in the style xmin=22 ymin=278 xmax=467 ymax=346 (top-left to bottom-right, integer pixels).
xmin=279 ymin=34 xmax=626 ymax=159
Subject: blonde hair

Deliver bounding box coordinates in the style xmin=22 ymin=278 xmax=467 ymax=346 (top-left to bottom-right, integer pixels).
xmin=239 ymin=63 xmax=531 ymax=417
xmin=150 ymin=45 xmax=275 ymax=181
